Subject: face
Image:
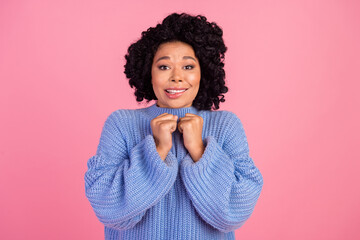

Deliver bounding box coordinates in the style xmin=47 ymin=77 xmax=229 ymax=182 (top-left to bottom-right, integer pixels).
xmin=151 ymin=41 xmax=201 ymax=108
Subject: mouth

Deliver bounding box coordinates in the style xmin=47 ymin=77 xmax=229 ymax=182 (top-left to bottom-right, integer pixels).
xmin=164 ymin=88 xmax=188 ymax=99
xmin=164 ymin=88 xmax=188 ymax=94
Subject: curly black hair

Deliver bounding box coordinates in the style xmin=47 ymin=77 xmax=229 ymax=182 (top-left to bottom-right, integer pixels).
xmin=124 ymin=12 xmax=228 ymax=111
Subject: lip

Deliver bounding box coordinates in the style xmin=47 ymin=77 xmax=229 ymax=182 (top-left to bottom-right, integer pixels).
xmin=164 ymin=88 xmax=187 ymax=99
xmin=165 ymin=87 xmax=188 ymax=90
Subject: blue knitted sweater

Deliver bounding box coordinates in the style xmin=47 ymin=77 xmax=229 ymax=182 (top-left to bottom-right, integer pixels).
xmin=84 ymin=102 xmax=263 ymax=240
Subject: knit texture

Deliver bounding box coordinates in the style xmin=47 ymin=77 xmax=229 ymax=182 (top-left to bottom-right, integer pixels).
xmin=84 ymin=103 xmax=263 ymax=240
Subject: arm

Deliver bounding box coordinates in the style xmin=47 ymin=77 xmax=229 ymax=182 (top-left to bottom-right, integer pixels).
xmin=84 ymin=112 xmax=178 ymax=230
xmin=180 ymin=112 xmax=263 ymax=233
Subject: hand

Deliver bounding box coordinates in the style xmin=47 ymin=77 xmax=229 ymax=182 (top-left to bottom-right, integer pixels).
xmin=150 ymin=113 xmax=178 ymax=161
xmin=178 ymin=113 xmax=205 ymax=162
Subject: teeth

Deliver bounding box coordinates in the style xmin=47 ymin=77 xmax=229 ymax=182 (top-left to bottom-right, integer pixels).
xmin=166 ymin=89 xmax=186 ymax=94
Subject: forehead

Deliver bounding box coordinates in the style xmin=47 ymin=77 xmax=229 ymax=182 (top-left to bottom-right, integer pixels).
xmin=155 ymin=41 xmax=195 ymax=56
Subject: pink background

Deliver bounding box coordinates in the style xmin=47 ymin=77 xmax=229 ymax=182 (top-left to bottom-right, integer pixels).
xmin=1 ymin=0 xmax=359 ymax=239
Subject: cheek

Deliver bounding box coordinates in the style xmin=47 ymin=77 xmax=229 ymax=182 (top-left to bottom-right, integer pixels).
xmin=151 ymin=68 xmax=157 ymax=82
xmin=188 ymin=71 xmax=201 ymax=86
xmin=151 ymin=67 xmax=167 ymax=82
xmin=152 ymin=82 xmax=161 ymax=94
xmin=151 ymin=69 xmax=161 ymax=89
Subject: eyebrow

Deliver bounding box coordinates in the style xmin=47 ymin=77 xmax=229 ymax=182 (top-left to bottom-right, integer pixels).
xmin=155 ymin=56 xmax=197 ymax=63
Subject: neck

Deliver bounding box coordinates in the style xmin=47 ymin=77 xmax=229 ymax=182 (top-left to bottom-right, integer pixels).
xmin=146 ymin=102 xmax=199 ymax=119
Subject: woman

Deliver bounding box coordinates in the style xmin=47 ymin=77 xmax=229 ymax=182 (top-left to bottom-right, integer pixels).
xmin=84 ymin=12 xmax=263 ymax=240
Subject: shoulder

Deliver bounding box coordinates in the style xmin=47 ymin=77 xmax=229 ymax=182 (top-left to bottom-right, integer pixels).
xmin=200 ymin=109 xmax=243 ymax=128
xmin=102 ymin=107 xmax=149 ymax=134
xmin=198 ymin=109 xmax=245 ymax=145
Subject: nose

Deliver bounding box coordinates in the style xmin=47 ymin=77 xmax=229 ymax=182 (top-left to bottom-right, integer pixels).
xmin=171 ymin=78 xmax=182 ymax=82
xmin=171 ymin=67 xmax=183 ymax=82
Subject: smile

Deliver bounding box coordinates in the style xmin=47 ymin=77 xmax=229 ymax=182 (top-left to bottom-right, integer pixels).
xmin=164 ymin=89 xmax=187 ymax=99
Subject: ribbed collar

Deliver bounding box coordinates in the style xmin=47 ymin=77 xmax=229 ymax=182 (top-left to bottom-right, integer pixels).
xmin=145 ymin=102 xmax=199 ymax=119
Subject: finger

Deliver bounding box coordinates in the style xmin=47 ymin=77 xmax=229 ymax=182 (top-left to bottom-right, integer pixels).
xmin=161 ymin=119 xmax=179 ymax=125
xmin=157 ymin=120 xmax=177 ymax=133
xmin=177 ymin=122 xmax=183 ymax=133
xmin=162 ymin=114 xmax=178 ymax=119
xmin=169 ymin=121 xmax=178 ymax=132
xmin=179 ymin=115 xmax=202 ymax=122
xmin=178 ymin=116 xmax=192 ymax=122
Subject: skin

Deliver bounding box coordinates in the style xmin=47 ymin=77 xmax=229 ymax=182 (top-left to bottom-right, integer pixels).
xmin=150 ymin=41 xmax=205 ymax=162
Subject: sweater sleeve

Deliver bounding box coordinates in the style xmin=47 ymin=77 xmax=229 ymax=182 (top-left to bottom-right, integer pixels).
xmin=84 ymin=112 xmax=178 ymax=230
xmin=180 ymin=112 xmax=263 ymax=233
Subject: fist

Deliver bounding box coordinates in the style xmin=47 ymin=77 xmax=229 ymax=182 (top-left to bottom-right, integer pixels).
xmin=177 ymin=113 xmax=204 ymax=154
xmin=150 ymin=113 xmax=178 ymax=154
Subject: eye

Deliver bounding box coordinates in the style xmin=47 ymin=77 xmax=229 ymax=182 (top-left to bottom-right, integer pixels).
xmin=184 ymin=65 xmax=194 ymax=70
xmin=158 ymin=65 xmax=169 ymax=70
